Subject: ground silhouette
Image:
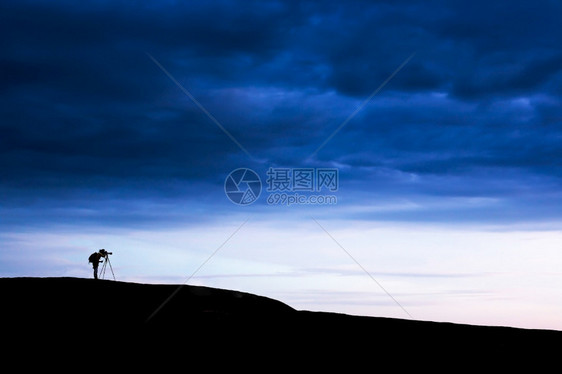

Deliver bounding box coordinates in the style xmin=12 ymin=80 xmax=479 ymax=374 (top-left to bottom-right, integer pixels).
xmin=2 ymin=277 xmax=560 ymax=368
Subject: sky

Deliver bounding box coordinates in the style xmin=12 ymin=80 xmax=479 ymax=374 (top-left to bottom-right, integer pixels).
xmin=1 ymin=0 xmax=562 ymax=331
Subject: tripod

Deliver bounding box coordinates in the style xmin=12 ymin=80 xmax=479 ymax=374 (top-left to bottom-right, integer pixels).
xmin=99 ymin=254 xmax=116 ymax=280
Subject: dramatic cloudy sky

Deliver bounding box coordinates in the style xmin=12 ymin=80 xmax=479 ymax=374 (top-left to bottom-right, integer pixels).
xmin=2 ymin=0 xmax=562 ymax=330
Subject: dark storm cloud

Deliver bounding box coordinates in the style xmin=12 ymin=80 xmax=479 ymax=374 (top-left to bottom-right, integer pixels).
xmin=1 ymin=0 xmax=561 ymax=226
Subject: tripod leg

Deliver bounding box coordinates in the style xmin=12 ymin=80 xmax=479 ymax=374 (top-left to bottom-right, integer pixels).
xmin=100 ymin=261 xmax=107 ymax=279
xmin=106 ymin=258 xmax=116 ymax=281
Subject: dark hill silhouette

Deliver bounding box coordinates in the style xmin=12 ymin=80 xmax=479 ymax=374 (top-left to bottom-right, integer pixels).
xmin=2 ymin=277 xmax=560 ymax=367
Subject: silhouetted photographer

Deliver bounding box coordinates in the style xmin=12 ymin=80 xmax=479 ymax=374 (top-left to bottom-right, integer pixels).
xmin=88 ymin=249 xmax=114 ymax=280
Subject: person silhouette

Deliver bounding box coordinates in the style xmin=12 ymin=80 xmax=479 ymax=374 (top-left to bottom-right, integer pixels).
xmin=88 ymin=250 xmax=104 ymax=280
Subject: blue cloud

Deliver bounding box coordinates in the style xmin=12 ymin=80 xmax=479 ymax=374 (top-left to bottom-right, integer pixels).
xmin=1 ymin=0 xmax=561 ymax=229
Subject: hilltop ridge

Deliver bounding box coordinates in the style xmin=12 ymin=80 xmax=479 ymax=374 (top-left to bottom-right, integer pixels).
xmin=2 ymin=276 xmax=560 ymax=363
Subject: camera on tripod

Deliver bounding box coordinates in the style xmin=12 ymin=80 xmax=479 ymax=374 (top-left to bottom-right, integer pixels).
xmin=97 ymin=249 xmax=115 ymax=280
xmin=99 ymin=249 xmax=113 ymax=258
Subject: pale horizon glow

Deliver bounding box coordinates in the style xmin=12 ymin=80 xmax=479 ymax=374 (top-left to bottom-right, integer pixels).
xmin=3 ymin=214 xmax=561 ymax=331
